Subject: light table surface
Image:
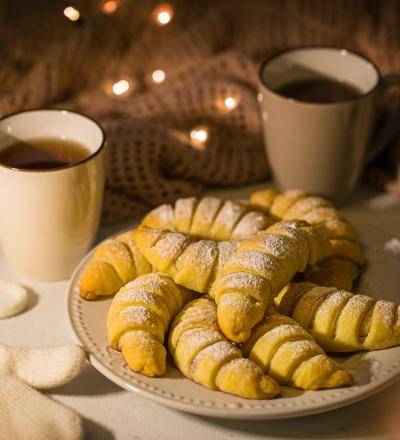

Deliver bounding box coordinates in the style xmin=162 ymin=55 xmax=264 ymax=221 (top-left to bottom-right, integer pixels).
xmin=1 ymin=184 xmax=400 ymax=440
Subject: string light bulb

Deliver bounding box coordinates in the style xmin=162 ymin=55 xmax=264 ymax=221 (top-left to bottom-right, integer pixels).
xmin=223 ymin=96 xmax=238 ymax=110
xmin=101 ymin=0 xmax=119 ymax=14
xmin=112 ymin=79 xmax=130 ymax=96
xmin=103 ymin=75 xmax=136 ymax=97
xmin=151 ymin=69 xmax=166 ymax=84
xmin=152 ymin=3 xmax=174 ymax=26
xmin=63 ymin=6 xmax=80 ymax=21
xmin=190 ymin=126 xmax=209 ymax=144
xmin=216 ymin=95 xmax=240 ymax=112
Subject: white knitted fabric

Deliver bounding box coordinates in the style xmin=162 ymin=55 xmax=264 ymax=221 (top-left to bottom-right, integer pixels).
xmin=0 ymin=280 xmax=28 ymax=319
xmin=0 ymin=344 xmax=86 ymax=440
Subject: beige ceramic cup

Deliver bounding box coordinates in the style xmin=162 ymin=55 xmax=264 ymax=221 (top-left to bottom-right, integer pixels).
xmin=258 ymin=46 xmax=400 ymax=200
xmin=0 ymin=109 xmax=106 ymax=281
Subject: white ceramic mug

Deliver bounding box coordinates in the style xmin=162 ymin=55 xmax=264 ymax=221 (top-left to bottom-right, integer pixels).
xmin=0 ymin=109 xmax=106 ymax=281
xmin=258 ymin=46 xmax=400 ymax=200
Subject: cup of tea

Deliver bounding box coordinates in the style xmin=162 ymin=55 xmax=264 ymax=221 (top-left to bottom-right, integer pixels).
xmin=0 ymin=109 xmax=106 ymax=281
xmin=258 ymin=46 xmax=400 ymax=200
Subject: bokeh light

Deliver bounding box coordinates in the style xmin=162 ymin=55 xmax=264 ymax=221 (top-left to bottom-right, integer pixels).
xmin=63 ymin=6 xmax=80 ymax=21
xmin=112 ymin=79 xmax=130 ymax=96
xmin=101 ymin=1 xmax=119 ymax=14
xmin=190 ymin=126 xmax=209 ymax=143
xmin=152 ymin=4 xmax=174 ymax=26
xmin=151 ymin=69 xmax=166 ymax=84
xmin=224 ymin=96 xmax=238 ymax=110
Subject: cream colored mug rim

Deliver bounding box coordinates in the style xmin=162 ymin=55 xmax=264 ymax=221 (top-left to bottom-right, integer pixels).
xmin=0 ymin=108 xmax=106 ymax=173
xmin=259 ymin=45 xmax=381 ymax=106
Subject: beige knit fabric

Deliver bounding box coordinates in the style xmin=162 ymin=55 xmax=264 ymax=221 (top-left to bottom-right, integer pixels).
xmin=0 ymin=344 xmax=86 ymax=440
xmin=0 ymin=0 xmax=399 ymax=223
xmin=0 ymin=280 xmax=28 ymax=319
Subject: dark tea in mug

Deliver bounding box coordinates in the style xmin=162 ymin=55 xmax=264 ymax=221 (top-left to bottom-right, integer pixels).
xmin=0 ymin=137 xmax=90 ymax=170
xmin=276 ymin=77 xmax=362 ymax=104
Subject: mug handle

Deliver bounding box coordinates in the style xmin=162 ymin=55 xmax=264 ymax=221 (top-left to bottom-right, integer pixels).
xmin=365 ymin=73 xmax=400 ymax=165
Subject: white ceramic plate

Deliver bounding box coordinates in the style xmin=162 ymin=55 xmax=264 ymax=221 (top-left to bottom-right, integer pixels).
xmin=66 ymin=219 xmax=400 ymax=419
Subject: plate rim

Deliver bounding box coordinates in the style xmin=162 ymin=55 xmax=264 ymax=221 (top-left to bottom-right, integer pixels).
xmin=65 ymin=225 xmax=400 ymax=420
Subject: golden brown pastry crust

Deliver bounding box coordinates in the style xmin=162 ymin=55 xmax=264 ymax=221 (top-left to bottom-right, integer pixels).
xmin=249 ymin=188 xmax=365 ymax=290
xmin=80 ymin=230 xmax=152 ymax=300
xmin=169 ymin=296 xmax=280 ymax=399
xmin=142 ymin=196 xmax=274 ymax=241
xmin=107 ymin=273 xmax=191 ymax=376
xmin=242 ymin=308 xmax=352 ymax=390
xmin=132 ymin=225 xmax=240 ymax=293
xmin=209 ymin=220 xmax=332 ymax=343
xmin=275 ymin=282 xmax=400 ymax=351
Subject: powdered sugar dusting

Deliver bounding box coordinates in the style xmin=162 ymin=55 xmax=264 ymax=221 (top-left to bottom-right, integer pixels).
xmin=175 ymin=311 xmax=218 ymax=330
xmin=313 ymin=290 xmax=352 ymax=325
xmin=174 ymin=240 xmax=217 ymax=272
xmin=300 ymin=207 xmax=342 ymax=225
xmin=152 ymin=232 xmax=189 ymax=260
xmin=268 ymin=220 xmax=307 ymax=232
xmin=118 ymin=305 xmax=154 ymax=326
xmin=127 ymin=278 xmax=167 ymax=292
xmin=124 ymin=273 xmax=169 ymax=289
xmin=228 ymin=250 xmax=279 ymax=274
xmin=191 ymin=240 xmax=216 ymax=263
xmin=143 ymin=204 xmax=174 ymax=228
xmin=270 ymin=190 xmax=305 ymax=218
xmin=216 ymin=241 xmax=238 ymax=271
xmin=191 ymin=341 xmax=239 ymax=372
xmin=174 ymin=197 xmax=197 ymax=231
xmin=263 ymin=323 xmax=305 ymax=341
xmin=119 ymin=330 xmax=161 ymax=357
xmin=395 ymin=306 xmax=400 ymax=330
xmin=276 ymin=339 xmax=319 ymax=357
xmin=219 ymin=291 xmax=258 ymax=310
xmin=210 ymin=200 xmax=246 ymax=236
xmin=190 ymin=197 xmax=222 ymax=231
xmin=284 ymin=196 xmax=332 ymax=219
xmin=342 ymin=294 xmax=373 ymax=318
xmin=255 ymin=233 xmax=292 ymax=258
xmin=215 ymin=271 xmax=265 ymax=292
xmin=97 ymin=240 xmax=132 ymax=264
xmin=375 ymin=300 xmax=395 ymax=328
xmin=224 ymin=357 xmax=261 ymax=375
xmin=231 ymin=211 xmax=272 ymax=240
xmin=178 ymin=328 xmax=224 ymax=351
xmin=115 ymin=288 xmax=160 ymax=305
xmin=170 ymin=297 xmax=271 ymax=389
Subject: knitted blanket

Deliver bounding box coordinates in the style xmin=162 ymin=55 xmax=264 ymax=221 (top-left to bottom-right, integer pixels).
xmin=1 ymin=0 xmax=399 ymax=223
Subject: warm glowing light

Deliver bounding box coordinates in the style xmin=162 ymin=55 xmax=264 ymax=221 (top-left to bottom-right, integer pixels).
xmin=152 ymin=4 xmax=174 ymax=25
xmin=190 ymin=126 xmax=209 ymax=143
xmin=152 ymin=69 xmax=166 ymax=84
xmin=216 ymin=95 xmax=240 ymax=112
xmin=224 ymin=96 xmax=238 ymax=110
xmin=112 ymin=79 xmax=130 ymax=95
xmin=101 ymin=0 xmax=119 ymax=14
xmin=63 ymin=6 xmax=80 ymax=21
xmin=104 ymin=76 xmax=136 ymax=96
xmin=158 ymin=11 xmax=171 ymax=24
